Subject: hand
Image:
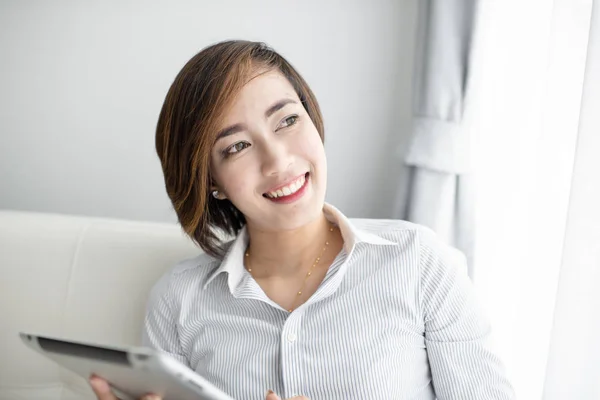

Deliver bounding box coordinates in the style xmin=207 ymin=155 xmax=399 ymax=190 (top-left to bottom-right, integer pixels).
xmin=89 ymin=375 xmax=161 ymax=400
xmin=266 ymin=389 xmax=309 ymax=400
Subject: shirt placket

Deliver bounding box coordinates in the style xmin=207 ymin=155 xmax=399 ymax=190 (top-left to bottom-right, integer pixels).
xmin=280 ymin=308 xmax=305 ymax=398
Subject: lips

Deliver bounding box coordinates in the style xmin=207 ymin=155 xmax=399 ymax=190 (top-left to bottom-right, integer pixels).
xmin=263 ymin=173 xmax=310 ymax=204
xmin=263 ymin=172 xmax=309 ymax=199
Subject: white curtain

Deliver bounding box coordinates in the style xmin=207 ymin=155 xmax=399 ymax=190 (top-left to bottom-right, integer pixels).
xmin=395 ymin=2 xmax=598 ymax=396
xmin=468 ymin=0 xmax=596 ymax=398
xmin=395 ymin=0 xmax=479 ymax=277
xmin=543 ymin=1 xmax=600 ymax=397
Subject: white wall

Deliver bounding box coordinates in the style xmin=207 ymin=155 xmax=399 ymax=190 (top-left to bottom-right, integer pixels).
xmin=0 ymin=0 xmax=416 ymax=222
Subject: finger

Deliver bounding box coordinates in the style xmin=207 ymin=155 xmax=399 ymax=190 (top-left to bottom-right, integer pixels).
xmin=89 ymin=376 xmax=117 ymax=400
xmin=140 ymin=395 xmax=162 ymax=400
xmin=265 ymin=390 xmax=281 ymax=400
xmin=265 ymin=391 xmax=310 ymax=400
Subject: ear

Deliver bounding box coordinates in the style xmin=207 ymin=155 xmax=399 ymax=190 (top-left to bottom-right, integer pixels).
xmin=210 ymin=188 xmax=227 ymax=200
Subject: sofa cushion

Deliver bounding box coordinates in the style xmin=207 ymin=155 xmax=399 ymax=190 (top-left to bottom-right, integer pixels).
xmin=0 ymin=210 xmax=202 ymax=399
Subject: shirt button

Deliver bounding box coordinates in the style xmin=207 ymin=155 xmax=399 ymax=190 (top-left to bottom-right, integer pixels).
xmin=287 ymin=333 xmax=297 ymax=342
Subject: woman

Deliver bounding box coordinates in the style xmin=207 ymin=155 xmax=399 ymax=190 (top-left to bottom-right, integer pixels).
xmin=90 ymin=40 xmax=515 ymax=400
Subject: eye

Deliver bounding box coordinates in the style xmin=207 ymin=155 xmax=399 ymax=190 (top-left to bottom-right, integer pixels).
xmin=277 ymin=115 xmax=299 ymax=130
xmin=223 ymin=141 xmax=250 ymax=157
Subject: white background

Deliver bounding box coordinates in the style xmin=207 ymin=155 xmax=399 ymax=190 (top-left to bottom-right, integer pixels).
xmin=0 ymin=0 xmax=416 ymax=221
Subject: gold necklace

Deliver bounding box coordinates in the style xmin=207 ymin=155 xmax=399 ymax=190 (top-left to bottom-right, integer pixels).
xmin=245 ymin=224 xmax=335 ymax=313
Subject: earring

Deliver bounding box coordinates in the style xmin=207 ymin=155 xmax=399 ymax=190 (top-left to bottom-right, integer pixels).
xmin=212 ymin=190 xmax=219 ymax=199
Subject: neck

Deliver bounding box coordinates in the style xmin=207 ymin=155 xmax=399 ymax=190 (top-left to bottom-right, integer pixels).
xmin=245 ymin=211 xmax=333 ymax=278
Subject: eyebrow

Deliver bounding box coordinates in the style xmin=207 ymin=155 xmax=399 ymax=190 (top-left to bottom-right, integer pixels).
xmin=215 ymin=98 xmax=298 ymax=142
xmin=265 ymin=98 xmax=297 ymax=118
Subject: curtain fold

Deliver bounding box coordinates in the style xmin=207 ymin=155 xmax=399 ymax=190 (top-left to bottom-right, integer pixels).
xmin=397 ymin=0 xmax=478 ymax=277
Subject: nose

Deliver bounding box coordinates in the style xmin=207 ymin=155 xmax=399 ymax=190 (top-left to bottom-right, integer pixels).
xmin=259 ymin=137 xmax=293 ymax=177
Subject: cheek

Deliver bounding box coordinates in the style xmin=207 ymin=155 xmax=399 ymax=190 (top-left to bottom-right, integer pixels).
xmin=292 ymin=121 xmax=323 ymax=154
xmin=217 ymin=165 xmax=255 ymax=198
xmin=299 ymin=129 xmax=326 ymax=165
xmin=229 ymin=179 xmax=253 ymax=197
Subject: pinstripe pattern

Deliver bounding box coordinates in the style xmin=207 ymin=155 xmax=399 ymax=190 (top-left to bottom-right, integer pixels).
xmin=142 ymin=203 xmax=515 ymax=399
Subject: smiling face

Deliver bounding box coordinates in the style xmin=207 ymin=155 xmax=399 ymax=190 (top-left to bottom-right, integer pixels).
xmin=210 ymin=69 xmax=327 ymax=232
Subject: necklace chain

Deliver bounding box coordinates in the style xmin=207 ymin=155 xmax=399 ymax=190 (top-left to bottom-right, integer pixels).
xmin=245 ymin=224 xmax=335 ymax=313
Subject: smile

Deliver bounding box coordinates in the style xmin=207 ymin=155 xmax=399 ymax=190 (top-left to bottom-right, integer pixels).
xmin=265 ymin=173 xmax=307 ymax=199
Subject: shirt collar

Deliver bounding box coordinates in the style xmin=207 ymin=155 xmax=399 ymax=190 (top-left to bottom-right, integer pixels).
xmin=323 ymin=203 xmax=397 ymax=252
xmin=203 ymin=202 xmax=397 ymax=293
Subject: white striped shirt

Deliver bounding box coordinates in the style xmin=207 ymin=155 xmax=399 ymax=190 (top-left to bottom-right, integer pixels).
xmin=142 ymin=203 xmax=515 ymax=399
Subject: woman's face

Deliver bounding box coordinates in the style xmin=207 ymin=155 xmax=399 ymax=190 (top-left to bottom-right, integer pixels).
xmin=210 ymin=69 xmax=327 ymax=232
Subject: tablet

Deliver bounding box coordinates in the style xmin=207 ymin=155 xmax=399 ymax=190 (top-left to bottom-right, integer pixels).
xmin=19 ymin=332 xmax=235 ymax=400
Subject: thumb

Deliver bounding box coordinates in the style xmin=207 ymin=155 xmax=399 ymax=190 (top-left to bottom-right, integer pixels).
xmin=265 ymin=390 xmax=281 ymax=400
xmin=89 ymin=376 xmax=117 ymax=400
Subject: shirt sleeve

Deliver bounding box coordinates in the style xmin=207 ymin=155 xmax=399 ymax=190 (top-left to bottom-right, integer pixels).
xmin=419 ymin=229 xmax=515 ymax=399
xmin=141 ymin=271 xmax=190 ymax=367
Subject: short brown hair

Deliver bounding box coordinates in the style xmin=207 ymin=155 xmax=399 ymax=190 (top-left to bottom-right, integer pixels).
xmin=155 ymin=40 xmax=325 ymax=259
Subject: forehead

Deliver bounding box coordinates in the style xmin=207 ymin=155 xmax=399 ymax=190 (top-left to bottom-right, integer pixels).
xmin=222 ymin=69 xmax=299 ymax=120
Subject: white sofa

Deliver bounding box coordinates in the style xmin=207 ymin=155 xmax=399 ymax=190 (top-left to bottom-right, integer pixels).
xmin=0 ymin=210 xmax=202 ymax=400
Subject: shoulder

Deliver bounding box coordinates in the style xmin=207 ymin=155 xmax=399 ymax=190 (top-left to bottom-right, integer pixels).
xmin=349 ymin=219 xmax=471 ymax=320
xmin=416 ymin=226 xmax=468 ymax=276
xmin=350 ymin=217 xmax=425 ymax=236
xmin=349 ymin=217 xmax=434 ymax=251
xmin=350 ymin=217 xmax=466 ymax=274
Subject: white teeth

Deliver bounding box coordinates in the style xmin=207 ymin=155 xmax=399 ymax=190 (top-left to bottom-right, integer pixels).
xmin=266 ymin=174 xmax=306 ymax=198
